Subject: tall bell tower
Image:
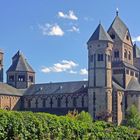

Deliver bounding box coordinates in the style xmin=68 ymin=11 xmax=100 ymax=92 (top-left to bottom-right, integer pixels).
xmin=87 ymin=24 xmax=113 ymax=121
xmin=0 ymin=49 xmax=3 ymax=82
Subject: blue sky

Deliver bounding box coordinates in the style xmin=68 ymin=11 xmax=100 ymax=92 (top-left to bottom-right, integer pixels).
xmin=0 ymin=0 xmax=140 ymax=83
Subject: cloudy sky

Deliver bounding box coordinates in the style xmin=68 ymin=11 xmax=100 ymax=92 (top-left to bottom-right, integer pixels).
xmin=0 ymin=0 xmax=140 ymax=83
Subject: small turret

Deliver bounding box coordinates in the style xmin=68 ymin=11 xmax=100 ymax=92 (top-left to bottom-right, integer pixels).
xmin=7 ymin=51 xmax=35 ymax=89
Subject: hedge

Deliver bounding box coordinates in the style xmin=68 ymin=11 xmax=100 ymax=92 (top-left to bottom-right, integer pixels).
xmin=0 ymin=110 xmax=139 ymax=140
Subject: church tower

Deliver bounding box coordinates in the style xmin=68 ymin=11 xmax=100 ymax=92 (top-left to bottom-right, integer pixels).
xmin=87 ymin=24 xmax=113 ymax=121
xmin=108 ymin=11 xmax=133 ymax=65
xmin=108 ymin=11 xmax=136 ymax=89
xmin=0 ymin=49 xmax=3 ymax=82
xmin=7 ymin=51 xmax=35 ymax=89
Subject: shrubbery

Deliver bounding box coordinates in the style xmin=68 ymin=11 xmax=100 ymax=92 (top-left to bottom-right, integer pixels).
xmin=0 ymin=110 xmax=139 ymax=140
xmin=125 ymin=104 xmax=140 ymax=129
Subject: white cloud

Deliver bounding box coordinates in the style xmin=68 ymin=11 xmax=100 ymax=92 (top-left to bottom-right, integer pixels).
xmin=41 ymin=60 xmax=78 ymax=73
xmin=58 ymin=10 xmax=78 ymax=20
xmin=41 ymin=67 xmax=51 ymax=73
xmin=68 ymin=26 xmax=79 ymax=33
xmin=69 ymin=70 xmax=77 ymax=74
xmin=39 ymin=23 xmax=64 ymax=36
xmin=80 ymin=68 xmax=88 ymax=75
xmin=132 ymin=36 xmax=140 ymax=42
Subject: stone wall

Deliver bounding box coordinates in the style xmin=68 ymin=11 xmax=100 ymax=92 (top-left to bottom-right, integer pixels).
xmin=0 ymin=95 xmax=21 ymax=110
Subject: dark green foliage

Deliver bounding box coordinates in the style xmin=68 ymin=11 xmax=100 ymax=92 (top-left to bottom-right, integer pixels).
xmin=125 ymin=104 xmax=140 ymax=129
xmin=0 ymin=110 xmax=139 ymax=140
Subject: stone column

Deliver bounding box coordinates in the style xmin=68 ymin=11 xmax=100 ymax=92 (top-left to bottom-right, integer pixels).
xmin=106 ymin=90 xmax=112 ymax=122
xmin=88 ymin=88 xmax=94 ymax=119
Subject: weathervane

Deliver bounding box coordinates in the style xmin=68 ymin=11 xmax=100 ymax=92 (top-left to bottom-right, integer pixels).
xmin=116 ymin=8 xmax=119 ymax=16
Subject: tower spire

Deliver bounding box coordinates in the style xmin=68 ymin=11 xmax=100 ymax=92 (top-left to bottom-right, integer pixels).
xmin=116 ymin=8 xmax=119 ymax=16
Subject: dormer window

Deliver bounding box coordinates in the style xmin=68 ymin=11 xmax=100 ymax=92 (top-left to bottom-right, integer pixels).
xmin=126 ymin=33 xmax=129 ymax=40
xmin=110 ymin=34 xmax=115 ymax=39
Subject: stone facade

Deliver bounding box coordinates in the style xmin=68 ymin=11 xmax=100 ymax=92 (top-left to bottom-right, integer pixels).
xmin=0 ymin=95 xmax=21 ymax=110
xmin=1 ymin=12 xmax=140 ymax=125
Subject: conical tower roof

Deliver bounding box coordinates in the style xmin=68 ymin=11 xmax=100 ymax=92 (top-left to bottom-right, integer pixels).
xmin=7 ymin=50 xmax=35 ymax=73
xmin=87 ymin=23 xmax=113 ymax=44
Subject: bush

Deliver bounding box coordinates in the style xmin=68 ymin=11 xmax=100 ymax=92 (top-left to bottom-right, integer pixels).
xmin=125 ymin=104 xmax=140 ymax=129
xmin=77 ymin=111 xmax=93 ymax=124
xmin=0 ymin=110 xmax=139 ymax=139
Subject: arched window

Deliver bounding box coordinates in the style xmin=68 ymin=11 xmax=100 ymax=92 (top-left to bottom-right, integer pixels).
xmin=50 ymin=98 xmax=53 ymax=108
xmin=28 ymin=100 xmax=31 ymax=108
xmin=35 ymin=99 xmax=38 ymax=108
xmin=124 ymin=49 xmax=127 ymax=58
xmin=42 ymin=98 xmax=46 ymax=108
xmin=73 ymin=97 xmax=77 ymax=107
xmin=128 ymin=51 xmax=131 ymax=60
xmin=57 ymin=97 xmax=61 ymax=107
xmin=114 ymin=50 xmax=119 ymax=58
xmin=18 ymin=75 xmax=25 ymax=82
xmin=82 ymin=96 xmax=84 ymax=107
xmin=97 ymin=54 xmax=104 ymax=61
xmin=4 ymin=106 xmax=10 ymax=110
xmin=9 ymin=75 xmax=14 ymax=81
xmin=65 ymin=97 xmax=68 ymax=107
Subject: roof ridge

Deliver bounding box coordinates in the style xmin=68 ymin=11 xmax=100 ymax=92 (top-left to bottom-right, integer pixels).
xmin=34 ymin=80 xmax=88 ymax=86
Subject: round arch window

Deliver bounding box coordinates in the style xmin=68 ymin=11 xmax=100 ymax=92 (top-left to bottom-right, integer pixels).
xmin=4 ymin=106 xmax=10 ymax=110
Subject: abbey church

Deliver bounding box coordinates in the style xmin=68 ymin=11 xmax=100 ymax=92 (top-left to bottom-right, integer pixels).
xmin=0 ymin=12 xmax=140 ymax=125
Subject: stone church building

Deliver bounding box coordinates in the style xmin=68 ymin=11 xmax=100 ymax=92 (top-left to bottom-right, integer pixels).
xmin=0 ymin=12 xmax=140 ymax=124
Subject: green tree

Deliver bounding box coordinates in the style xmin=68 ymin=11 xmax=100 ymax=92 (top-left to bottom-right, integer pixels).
xmin=126 ymin=104 xmax=140 ymax=129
